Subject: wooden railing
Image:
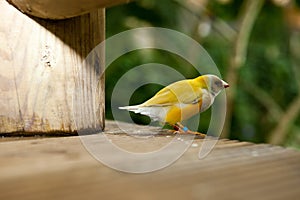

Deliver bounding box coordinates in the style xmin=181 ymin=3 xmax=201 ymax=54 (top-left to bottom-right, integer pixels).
xmin=0 ymin=120 xmax=299 ymax=199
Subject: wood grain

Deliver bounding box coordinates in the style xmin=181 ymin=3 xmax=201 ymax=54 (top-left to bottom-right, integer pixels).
xmin=0 ymin=121 xmax=299 ymax=200
xmin=7 ymin=0 xmax=132 ymax=19
xmin=0 ymin=0 xmax=105 ymax=134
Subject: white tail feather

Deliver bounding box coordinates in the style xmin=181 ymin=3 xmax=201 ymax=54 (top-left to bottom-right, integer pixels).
xmin=119 ymin=105 xmax=140 ymax=112
xmin=119 ymin=105 xmax=168 ymax=122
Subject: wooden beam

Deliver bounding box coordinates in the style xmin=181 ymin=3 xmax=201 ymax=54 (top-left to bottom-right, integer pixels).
xmin=0 ymin=0 xmax=105 ymax=134
xmin=1 ymin=121 xmax=300 ymax=200
xmin=7 ymin=0 xmax=132 ymax=19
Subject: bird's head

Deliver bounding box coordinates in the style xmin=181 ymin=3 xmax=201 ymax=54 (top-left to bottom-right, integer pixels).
xmin=204 ymin=74 xmax=229 ymax=96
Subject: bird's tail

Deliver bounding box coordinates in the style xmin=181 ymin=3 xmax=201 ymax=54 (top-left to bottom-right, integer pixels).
xmin=119 ymin=105 xmax=166 ymax=122
xmin=118 ymin=105 xmax=140 ymax=112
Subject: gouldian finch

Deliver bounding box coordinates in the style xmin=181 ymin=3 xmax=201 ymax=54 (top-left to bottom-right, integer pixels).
xmin=119 ymin=74 xmax=229 ymax=136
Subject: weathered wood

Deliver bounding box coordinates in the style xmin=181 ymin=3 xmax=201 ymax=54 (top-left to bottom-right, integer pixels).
xmin=0 ymin=121 xmax=299 ymax=200
xmin=0 ymin=0 xmax=105 ymax=134
xmin=7 ymin=0 xmax=131 ymax=19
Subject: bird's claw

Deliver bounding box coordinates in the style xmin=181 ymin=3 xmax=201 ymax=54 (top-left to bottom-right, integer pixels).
xmin=178 ymin=129 xmax=206 ymax=138
xmin=184 ymin=130 xmax=206 ymax=138
xmin=171 ymin=123 xmax=206 ymax=138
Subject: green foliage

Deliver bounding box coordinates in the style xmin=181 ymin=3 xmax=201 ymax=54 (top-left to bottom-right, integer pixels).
xmin=106 ymin=0 xmax=300 ymax=148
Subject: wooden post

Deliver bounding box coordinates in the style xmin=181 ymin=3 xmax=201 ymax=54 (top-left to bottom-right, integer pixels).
xmin=0 ymin=0 xmax=105 ymax=134
xmin=7 ymin=0 xmax=131 ymax=19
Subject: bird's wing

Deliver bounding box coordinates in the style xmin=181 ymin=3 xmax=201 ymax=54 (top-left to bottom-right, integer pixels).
xmin=142 ymin=87 xmax=178 ymax=106
xmin=142 ymin=80 xmax=203 ymax=106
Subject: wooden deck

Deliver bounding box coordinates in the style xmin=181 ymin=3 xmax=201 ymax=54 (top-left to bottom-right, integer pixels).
xmin=0 ymin=121 xmax=299 ymax=200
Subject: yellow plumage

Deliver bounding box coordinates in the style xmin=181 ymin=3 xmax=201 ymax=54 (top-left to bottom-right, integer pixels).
xmin=119 ymin=74 xmax=229 ymax=134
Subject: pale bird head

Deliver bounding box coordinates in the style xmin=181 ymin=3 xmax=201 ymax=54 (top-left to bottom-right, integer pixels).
xmin=205 ymin=74 xmax=229 ymax=96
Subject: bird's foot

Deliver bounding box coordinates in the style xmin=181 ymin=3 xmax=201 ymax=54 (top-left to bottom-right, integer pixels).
xmin=172 ymin=123 xmax=206 ymax=138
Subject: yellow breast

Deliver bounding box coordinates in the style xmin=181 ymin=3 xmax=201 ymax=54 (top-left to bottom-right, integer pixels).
xmin=164 ymin=99 xmax=202 ymax=125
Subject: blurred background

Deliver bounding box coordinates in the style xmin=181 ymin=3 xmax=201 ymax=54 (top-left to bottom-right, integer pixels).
xmin=105 ymin=0 xmax=300 ymax=149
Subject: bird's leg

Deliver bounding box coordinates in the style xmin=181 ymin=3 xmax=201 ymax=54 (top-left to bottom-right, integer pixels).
xmin=166 ymin=123 xmax=187 ymax=134
xmin=174 ymin=122 xmax=206 ymax=138
xmin=166 ymin=125 xmax=178 ymax=134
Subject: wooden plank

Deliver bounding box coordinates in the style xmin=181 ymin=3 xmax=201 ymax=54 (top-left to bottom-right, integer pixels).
xmin=0 ymin=121 xmax=299 ymax=200
xmin=0 ymin=0 xmax=105 ymax=134
xmin=7 ymin=0 xmax=132 ymax=19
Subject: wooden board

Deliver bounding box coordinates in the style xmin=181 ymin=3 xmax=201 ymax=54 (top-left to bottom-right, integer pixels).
xmin=0 ymin=0 xmax=105 ymax=134
xmin=0 ymin=121 xmax=299 ymax=200
xmin=7 ymin=0 xmax=132 ymax=19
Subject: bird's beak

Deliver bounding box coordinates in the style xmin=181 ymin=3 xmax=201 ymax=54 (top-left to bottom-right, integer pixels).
xmin=223 ymin=81 xmax=229 ymax=88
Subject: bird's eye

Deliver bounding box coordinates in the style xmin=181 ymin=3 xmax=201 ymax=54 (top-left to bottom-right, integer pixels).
xmin=215 ymin=81 xmax=222 ymax=87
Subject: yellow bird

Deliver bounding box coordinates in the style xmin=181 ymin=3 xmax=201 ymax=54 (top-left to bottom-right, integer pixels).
xmin=119 ymin=74 xmax=229 ymax=136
